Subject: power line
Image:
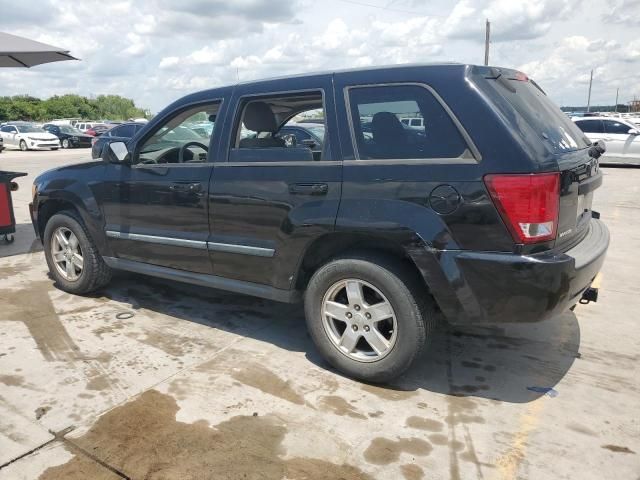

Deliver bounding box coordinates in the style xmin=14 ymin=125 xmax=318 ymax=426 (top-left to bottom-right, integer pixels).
xmin=335 ymin=0 xmax=447 ymax=17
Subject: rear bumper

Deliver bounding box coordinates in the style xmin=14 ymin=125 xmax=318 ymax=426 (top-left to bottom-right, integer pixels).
xmin=417 ymin=218 xmax=609 ymax=324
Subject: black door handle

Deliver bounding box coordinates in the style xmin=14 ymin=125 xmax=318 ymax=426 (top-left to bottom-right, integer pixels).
xmin=288 ymin=183 xmax=329 ymax=195
xmin=170 ymin=182 xmax=202 ymax=193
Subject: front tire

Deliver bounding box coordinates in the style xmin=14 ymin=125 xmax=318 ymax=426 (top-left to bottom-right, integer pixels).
xmin=304 ymin=254 xmax=434 ymax=383
xmin=62 ymin=139 xmax=70 ymax=148
xmin=19 ymin=140 xmax=28 ymax=151
xmin=43 ymin=210 xmax=112 ymax=294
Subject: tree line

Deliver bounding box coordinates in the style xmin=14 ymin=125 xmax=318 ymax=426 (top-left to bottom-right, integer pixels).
xmin=0 ymin=94 xmax=150 ymax=122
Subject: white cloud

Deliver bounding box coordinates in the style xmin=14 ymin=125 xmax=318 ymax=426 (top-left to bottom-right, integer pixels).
xmin=0 ymin=0 xmax=638 ymax=111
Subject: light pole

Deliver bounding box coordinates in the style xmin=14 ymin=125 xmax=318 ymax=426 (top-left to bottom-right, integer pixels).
xmin=586 ymin=70 xmax=593 ymax=112
xmin=484 ymin=19 xmax=490 ymax=66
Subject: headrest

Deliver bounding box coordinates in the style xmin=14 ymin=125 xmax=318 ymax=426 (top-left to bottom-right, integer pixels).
xmin=243 ymin=101 xmax=277 ymax=133
xmin=372 ymin=112 xmax=405 ymax=144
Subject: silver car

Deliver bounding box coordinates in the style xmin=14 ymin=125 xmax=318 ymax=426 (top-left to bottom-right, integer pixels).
xmin=573 ymin=116 xmax=640 ymax=165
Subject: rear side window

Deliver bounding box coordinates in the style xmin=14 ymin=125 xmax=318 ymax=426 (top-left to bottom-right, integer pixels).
xmin=113 ymin=125 xmax=135 ymax=137
xmin=347 ymin=85 xmax=468 ymax=160
xmin=604 ymin=120 xmax=632 ymax=134
xmin=576 ymin=120 xmax=604 ymax=134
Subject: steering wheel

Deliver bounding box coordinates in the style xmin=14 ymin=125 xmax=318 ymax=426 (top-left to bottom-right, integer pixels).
xmin=178 ymin=141 xmax=209 ymax=163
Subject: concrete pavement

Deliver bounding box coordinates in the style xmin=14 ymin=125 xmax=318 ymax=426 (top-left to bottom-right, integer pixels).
xmin=0 ymin=149 xmax=638 ymax=479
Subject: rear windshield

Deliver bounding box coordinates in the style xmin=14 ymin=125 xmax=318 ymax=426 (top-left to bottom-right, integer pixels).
xmin=490 ymin=76 xmax=590 ymax=153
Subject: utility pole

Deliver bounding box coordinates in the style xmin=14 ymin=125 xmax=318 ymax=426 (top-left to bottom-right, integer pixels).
xmin=484 ymin=19 xmax=490 ymax=66
xmin=615 ymin=88 xmax=619 ymax=113
xmin=586 ymin=69 xmax=593 ymax=112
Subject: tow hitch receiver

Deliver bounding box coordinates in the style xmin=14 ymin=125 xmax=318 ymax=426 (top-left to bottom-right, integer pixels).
xmin=580 ymin=287 xmax=599 ymax=305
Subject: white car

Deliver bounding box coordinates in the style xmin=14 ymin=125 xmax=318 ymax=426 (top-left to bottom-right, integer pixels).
xmin=75 ymin=121 xmax=100 ymax=132
xmin=0 ymin=123 xmax=60 ymax=151
xmin=572 ymin=116 xmax=640 ymax=165
xmin=400 ymin=117 xmax=424 ymax=128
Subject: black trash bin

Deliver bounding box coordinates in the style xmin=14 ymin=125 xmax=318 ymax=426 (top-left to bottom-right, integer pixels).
xmin=0 ymin=171 xmax=27 ymax=244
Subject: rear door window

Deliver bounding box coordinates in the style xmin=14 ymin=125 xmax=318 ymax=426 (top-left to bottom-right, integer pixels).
xmin=604 ymin=120 xmax=632 ymax=134
xmin=576 ymin=120 xmax=604 ymax=134
xmin=114 ymin=125 xmax=135 ymax=137
xmin=347 ymin=85 xmax=469 ymax=160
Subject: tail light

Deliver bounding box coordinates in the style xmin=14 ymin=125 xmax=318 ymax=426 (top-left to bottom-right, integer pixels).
xmin=484 ymin=173 xmax=560 ymax=244
xmin=91 ymin=137 xmax=97 ymax=146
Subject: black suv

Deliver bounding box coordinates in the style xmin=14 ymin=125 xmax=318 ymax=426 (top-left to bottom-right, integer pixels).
xmin=30 ymin=64 xmax=609 ymax=382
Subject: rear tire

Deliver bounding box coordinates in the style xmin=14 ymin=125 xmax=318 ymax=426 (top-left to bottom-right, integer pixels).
xmin=43 ymin=210 xmax=112 ymax=294
xmin=19 ymin=140 xmax=28 ymax=151
xmin=62 ymin=139 xmax=70 ymax=149
xmin=304 ymin=254 xmax=435 ymax=383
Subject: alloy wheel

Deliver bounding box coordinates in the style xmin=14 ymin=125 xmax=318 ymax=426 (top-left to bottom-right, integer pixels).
xmin=51 ymin=227 xmax=84 ymax=281
xmin=321 ymin=279 xmax=398 ymax=362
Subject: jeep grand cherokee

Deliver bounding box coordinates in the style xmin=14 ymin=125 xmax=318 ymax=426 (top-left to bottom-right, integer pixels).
xmin=30 ymin=64 xmax=609 ymax=382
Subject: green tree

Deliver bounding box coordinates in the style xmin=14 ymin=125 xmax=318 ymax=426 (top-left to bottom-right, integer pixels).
xmin=0 ymin=93 xmax=148 ymax=122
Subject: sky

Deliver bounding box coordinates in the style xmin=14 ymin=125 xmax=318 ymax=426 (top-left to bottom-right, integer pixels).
xmin=0 ymin=0 xmax=639 ymax=113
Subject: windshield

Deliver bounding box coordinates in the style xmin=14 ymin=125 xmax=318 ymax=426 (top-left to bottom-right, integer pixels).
xmin=16 ymin=125 xmax=45 ymax=133
xmin=60 ymin=126 xmax=83 ymax=135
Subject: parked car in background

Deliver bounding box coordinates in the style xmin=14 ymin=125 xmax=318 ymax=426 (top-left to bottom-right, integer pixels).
xmin=400 ymin=117 xmax=424 ymax=128
xmin=85 ymin=124 xmax=110 ymax=137
xmin=90 ymin=122 xmax=146 ymax=159
xmin=31 ymin=64 xmax=609 ymax=382
xmin=75 ymin=121 xmax=101 ymax=132
xmin=275 ymin=122 xmax=325 ymax=160
xmin=43 ymin=124 xmax=93 ymax=148
xmin=0 ymin=122 xmax=60 ymax=151
xmin=573 ymin=116 xmax=640 ymax=165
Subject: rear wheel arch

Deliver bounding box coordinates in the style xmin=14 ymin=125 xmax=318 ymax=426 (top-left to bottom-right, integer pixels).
xmin=294 ymin=233 xmax=434 ymax=299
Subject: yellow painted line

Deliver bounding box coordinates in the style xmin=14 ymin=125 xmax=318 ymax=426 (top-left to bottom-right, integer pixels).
xmin=591 ymin=272 xmax=603 ymax=289
xmin=493 ymin=398 xmax=546 ymax=480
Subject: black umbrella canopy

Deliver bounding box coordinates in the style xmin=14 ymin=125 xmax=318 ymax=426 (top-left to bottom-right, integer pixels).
xmin=0 ymin=31 xmax=77 ymax=68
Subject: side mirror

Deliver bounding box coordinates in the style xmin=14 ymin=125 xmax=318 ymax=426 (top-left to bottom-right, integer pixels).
xmin=628 ymin=128 xmax=640 ymax=135
xmin=589 ymin=140 xmax=606 ymax=159
xmin=301 ymin=138 xmax=317 ymax=149
xmin=102 ymin=141 xmax=130 ymax=164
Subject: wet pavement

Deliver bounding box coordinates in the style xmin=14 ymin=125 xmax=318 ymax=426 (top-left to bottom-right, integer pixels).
xmin=1 ymin=150 xmax=639 ymax=479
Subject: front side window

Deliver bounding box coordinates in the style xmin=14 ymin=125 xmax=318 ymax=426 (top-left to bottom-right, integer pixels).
xmin=348 ymin=85 xmax=468 ymax=160
xmin=604 ymin=120 xmax=632 ymax=134
xmin=135 ymin=102 xmax=219 ymax=165
xmin=576 ymin=120 xmax=604 ymax=134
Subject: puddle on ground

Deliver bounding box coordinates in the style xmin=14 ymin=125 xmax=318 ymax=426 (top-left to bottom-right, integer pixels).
xmin=319 ymin=395 xmax=367 ymax=419
xmin=361 ymin=383 xmax=418 ymax=401
xmin=0 ymin=374 xmax=24 ymax=386
xmin=39 ymin=390 xmax=373 ymax=480
xmin=199 ymin=353 xmax=306 ymax=406
xmin=601 ymin=444 xmax=635 ymax=454
xmin=363 ymin=437 xmax=432 ymax=465
xmin=3 ymin=281 xmax=80 ymax=361
xmin=406 ymin=416 xmax=443 ymax=432
xmin=229 ymin=362 xmax=305 ymax=405
xmin=401 ymin=463 xmax=425 ymax=480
